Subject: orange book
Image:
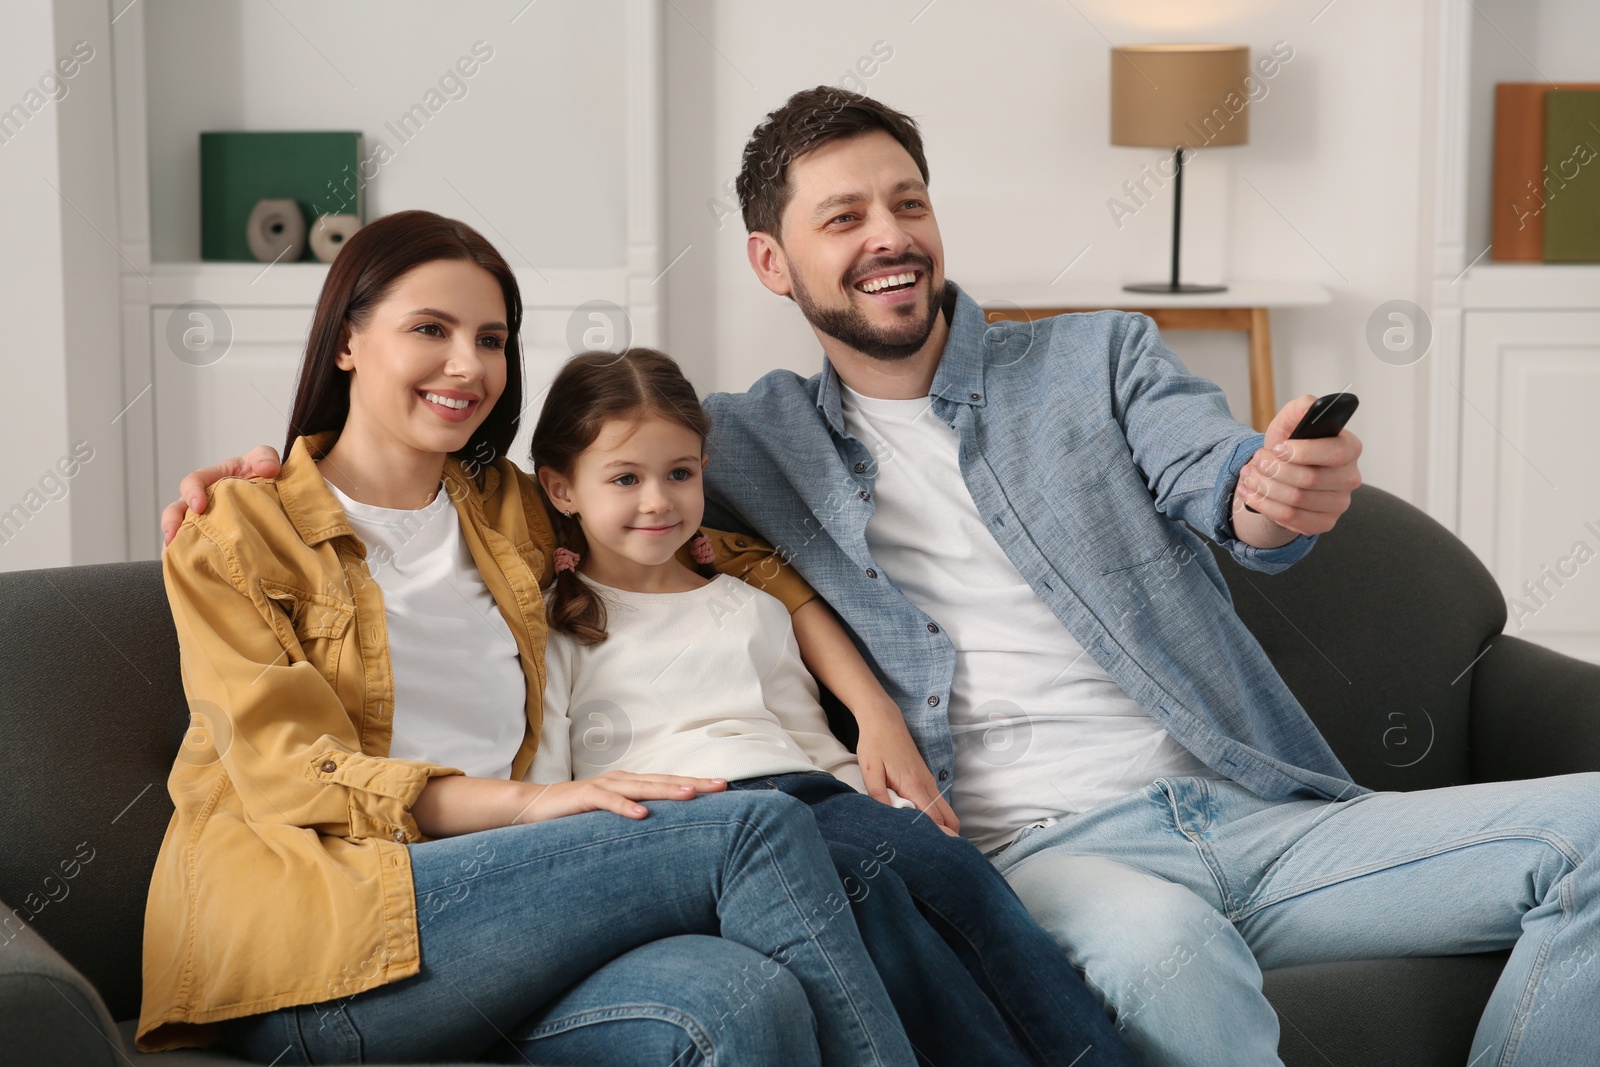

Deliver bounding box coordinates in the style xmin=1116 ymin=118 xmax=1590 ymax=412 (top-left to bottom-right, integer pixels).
xmin=1493 ymin=82 xmax=1600 ymax=261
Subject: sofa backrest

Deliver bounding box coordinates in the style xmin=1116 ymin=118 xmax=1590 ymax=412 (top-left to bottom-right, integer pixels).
xmin=0 ymin=560 xmax=183 ymax=1023
xmin=1204 ymin=484 xmax=1508 ymax=793
xmin=0 ymin=485 xmax=1509 ymax=1023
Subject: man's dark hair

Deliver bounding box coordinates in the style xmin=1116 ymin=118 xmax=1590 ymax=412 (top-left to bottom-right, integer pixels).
xmin=735 ymin=86 xmax=929 ymax=240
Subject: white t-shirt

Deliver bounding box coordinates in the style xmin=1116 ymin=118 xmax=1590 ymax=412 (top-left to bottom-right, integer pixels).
xmin=529 ymin=573 xmax=866 ymax=791
xmin=839 ymin=383 xmax=1214 ymax=851
xmin=328 ymin=480 xmax=525 ymax=779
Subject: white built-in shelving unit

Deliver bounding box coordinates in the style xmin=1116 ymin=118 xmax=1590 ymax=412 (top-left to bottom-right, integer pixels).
xmin=1426 ymin=0 xmax=1600 ymax=663
xmin=110 ymin=0 xmax=665 ymax=559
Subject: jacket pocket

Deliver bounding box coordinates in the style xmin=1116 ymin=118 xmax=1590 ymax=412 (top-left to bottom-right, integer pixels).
xmin=259 ymin=581 xmax=355 ymax=686
xmin=512 ymin=538 xmax=548 ymax=584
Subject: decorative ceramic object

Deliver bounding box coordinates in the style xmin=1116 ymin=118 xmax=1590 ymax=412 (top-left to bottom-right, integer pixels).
xmin=245 ymin=198 xmax=307 ymax=263
xmin=310 ymin=214 xmax=362 ymax=263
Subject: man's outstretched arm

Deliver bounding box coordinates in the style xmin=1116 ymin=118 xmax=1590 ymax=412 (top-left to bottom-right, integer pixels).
xmin=1106 ymin=315 xmax=1360 ymax=570
xmin=160 ymin=444 xmax=282 ymax=546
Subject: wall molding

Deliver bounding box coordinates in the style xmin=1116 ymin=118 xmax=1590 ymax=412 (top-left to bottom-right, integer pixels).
xmin=1424 ymin=0 xmax=1472 ymax=534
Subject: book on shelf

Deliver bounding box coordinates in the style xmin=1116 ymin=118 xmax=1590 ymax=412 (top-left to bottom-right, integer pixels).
xmin=1542 ymin=90 xmax=1600 ymax=263
xmin=1491 ymin=82 xmax=1600 ymax=261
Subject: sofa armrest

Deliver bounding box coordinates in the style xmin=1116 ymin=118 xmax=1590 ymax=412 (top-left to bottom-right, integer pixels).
xmin=1469 ymin=634 xmax=1600 ymax=783
xmin=0 ymin=897 xmax=125 ymax=1066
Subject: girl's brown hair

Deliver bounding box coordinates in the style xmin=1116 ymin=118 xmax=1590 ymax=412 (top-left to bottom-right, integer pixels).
xmin=285 ymin=210 xmax=524 ymax=476
xmin=531 ymin=348 xmax=713 ymax=644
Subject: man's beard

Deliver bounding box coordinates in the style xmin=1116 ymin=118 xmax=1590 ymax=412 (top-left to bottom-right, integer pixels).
xmin=791 ymin=260 xmax=942 ymax=363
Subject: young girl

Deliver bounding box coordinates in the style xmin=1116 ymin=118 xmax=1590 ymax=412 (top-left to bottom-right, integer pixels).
xmin=530 ymin=348 xmax=1137 ymax=1067
xmin=140 ymin=211 xmax=920 ymax=1067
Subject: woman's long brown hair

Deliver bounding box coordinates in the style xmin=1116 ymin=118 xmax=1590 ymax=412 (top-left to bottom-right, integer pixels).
xmin=284 ymin=210 xmax=524 ymax=477
xmin=531 ymin=348 xmax=713 ymax=644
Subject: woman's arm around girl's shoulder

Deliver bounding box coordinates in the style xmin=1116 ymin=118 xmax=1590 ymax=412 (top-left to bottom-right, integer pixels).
xmin=696 ymin=526 xmax=817 ymax=615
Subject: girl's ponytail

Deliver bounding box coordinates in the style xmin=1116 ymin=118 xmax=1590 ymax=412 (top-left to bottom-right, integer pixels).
xmin=532 ymin=347 xmax=713 ymax=645
xmin=544 ymin=507 xmax=609 ymax=645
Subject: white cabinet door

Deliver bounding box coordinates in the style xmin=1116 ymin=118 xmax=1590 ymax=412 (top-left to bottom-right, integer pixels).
xmin=1460 ymin=311 xmax=1600 ymax=665
xmin=151 ymin=305 xmax=310 ymax=521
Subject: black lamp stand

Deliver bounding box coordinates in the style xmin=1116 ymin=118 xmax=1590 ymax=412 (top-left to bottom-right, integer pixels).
xmin=1124 ymin=146 xmax=1227 ymax=295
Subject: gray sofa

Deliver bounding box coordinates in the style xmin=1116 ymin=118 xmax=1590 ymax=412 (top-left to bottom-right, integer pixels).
xmin=3 ymin=484 xmax=1597 ymax=1066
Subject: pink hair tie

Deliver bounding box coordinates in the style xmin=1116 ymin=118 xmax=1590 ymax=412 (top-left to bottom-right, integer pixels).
xmin=690 ymin=532 xmax=716 ymax=565
xmin=553 ymin=547 xmax=581 ymax=574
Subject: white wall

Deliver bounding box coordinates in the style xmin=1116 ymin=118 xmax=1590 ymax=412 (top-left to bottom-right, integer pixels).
xmin=0 ymin=0 xmax=122 ymax=571
xmin=663 ymin=0 xmax=1432 ymax=505
xmin=142 ymin=0 xmax=630 ymax=267
xmin=55 ymin=0 xmax=126 ymax=567
xmin=0 ymin=2 xmax=72 ymax=570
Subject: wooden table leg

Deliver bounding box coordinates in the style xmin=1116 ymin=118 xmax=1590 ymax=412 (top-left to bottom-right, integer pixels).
xmin=1248 ymin=307 xmax=1274 ymax=431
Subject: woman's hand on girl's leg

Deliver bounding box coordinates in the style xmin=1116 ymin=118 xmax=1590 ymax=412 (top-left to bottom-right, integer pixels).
xmin=514 ymin=772 xmax=728 ymax=823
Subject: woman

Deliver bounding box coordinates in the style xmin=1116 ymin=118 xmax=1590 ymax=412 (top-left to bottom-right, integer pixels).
xmin=139 ymin=210 xmax=916 ymax=1066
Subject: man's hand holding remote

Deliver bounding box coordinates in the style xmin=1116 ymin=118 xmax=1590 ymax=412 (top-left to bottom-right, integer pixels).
xmin=1231 ymin=393 xmax=1363 ymax=547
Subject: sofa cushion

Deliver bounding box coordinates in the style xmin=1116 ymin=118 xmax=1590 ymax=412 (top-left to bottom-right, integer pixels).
xmin=1263 ymin=952 xmax=1507 ymax=1067
xmin=0 ymin=898 xmax=125 ymax=1067
xmin=1468 ymin=633 xmax=1600 ymax=782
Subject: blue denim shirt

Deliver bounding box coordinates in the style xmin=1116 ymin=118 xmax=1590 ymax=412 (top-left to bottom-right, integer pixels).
xmin=702 ymin=282 xmax=1361 ymax=805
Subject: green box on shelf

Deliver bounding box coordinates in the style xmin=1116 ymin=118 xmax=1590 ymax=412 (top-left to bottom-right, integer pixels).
xmin=1542 ymin=91 xmax=1600 ymax=263
xmin=200 ymin=131 xmax=363 ymax=262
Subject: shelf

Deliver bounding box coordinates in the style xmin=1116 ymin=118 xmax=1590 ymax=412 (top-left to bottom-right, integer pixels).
xmin=127 ymin=262 xmax=632 ymax=310
xmin=128 ymin=262 xmax=331 ymax=307
xmin=1457 ymin=263 xmax=1600 ymax=310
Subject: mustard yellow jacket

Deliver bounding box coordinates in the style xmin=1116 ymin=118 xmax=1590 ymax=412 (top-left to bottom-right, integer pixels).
xmin=137 ymin=432 xmax=814 ymax=1052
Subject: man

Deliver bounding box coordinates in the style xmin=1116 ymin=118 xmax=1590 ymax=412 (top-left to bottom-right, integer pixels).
xmin=168 ymin=88 xmax=1599 ymax=1067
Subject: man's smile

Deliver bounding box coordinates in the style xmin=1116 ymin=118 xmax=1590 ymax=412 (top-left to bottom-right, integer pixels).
xmin=855 ymin=269 xmax=921 ymax=295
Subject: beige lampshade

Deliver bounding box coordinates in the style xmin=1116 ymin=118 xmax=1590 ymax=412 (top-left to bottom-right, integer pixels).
xmin=1110 ymin=44 xmax=1251 ymax=149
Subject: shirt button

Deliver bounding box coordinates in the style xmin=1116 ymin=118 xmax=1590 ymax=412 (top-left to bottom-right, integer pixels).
xmin=320 ymin=759 xmax=337 ymax=773
xmin=853 ymin=461 xmax=867 ymax=473
xmin=926 ymin=622 xmax=940 ymax=633
xmin=866 ymin=568 xmax=878 ymax=579
xmin=938 ymin=769 xmax=949 ymax=782
xmin=734 ymin=538 xmax=747 ymax=548
xmin=927 ymin=695 xmax=940 ymax=707
xmin=970 ymin=392 xmax=980 ymax=401
xmin=392 ymin=829 xmax=408 ymax=843
xmin=857 ymin=490 xmax=870 ymax=501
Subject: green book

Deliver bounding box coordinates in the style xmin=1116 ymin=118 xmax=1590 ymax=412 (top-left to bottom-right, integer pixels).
xmin=1542 ymin=91 xmax=1600 ymax=263
xmin=200 ymin=131 xmax=363 ymax=262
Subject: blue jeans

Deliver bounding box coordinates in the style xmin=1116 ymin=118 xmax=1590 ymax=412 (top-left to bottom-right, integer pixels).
xmin=989 ymin=773 xmax=1600 ymax=1067
xmin=220 ymin=790 xmax=916 ymax=1066
xmin=727 ymin=772 xmax=1135 ymax=1067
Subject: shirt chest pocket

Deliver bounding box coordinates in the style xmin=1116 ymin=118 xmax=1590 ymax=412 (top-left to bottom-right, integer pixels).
xmin=259 ymin=581 xmax=356 ymax=686
xmin=1047 ymin=420 xmax=1181 ymax=576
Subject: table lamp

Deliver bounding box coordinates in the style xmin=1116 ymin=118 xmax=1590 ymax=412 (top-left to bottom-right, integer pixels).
xmin=1111 ymin=44 xmax=1250 ymax=294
